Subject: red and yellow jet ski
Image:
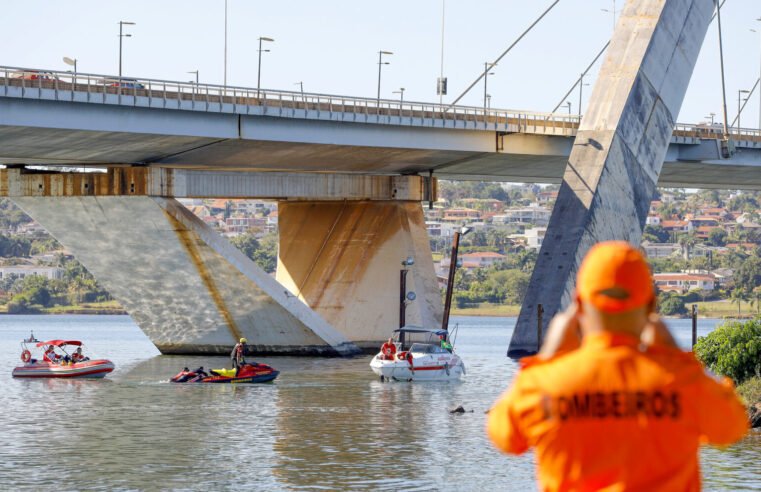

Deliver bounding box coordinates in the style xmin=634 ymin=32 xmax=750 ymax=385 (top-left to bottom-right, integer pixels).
xmin=170 ymin=362 xmax=278 ymax=384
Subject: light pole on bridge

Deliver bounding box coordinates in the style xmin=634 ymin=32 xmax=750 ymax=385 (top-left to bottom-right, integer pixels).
xmin=755 ymin=19 xmax=761 ymax=130
xmin=118 ymin=21 xmax=135 ymax=78
xmin=377 ymin=50 xmax=393 ymax=105
xmin=188 ymin=70 xmax=199 ymax=94
xmin=738 ymin=89 xmax=750 ymax=131
xmin=393 ymin=87 xmax=405 ymax=104
xmin=483 ymin=62 xmax=496 ymax=114
xmin=257 ymin=36 xmax=274 ymax=99
xmin=63 ymin=57 xmax=77 ymax=85
xmin=578 ymin=73 xmax=590 ymax=118
xmin=566 ymin=101 xmax=572 ymax=115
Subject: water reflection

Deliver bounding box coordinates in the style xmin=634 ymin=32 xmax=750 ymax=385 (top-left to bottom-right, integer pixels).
xmin=0 ymin=315 xmax=757 ymax=491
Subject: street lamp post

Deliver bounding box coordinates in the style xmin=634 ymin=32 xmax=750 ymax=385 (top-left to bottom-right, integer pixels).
xmin=118 ymin=21 xmax=135 ymax=78
xmin=566 ymin=101 xmax=572 ymax=115
xmin=63 ymin=57 xmax=77 ymax=85
xmin=578 ymin=73 xmax=590 ymax=118
xmin=705 ymin=112 xmax=716 ymax=125
xmin=257 ymin=36 xmax=274 ymax=99
xmin=483 ymin=62 xmax=496 ymax=114
xmin=393 ymin=87 xmax=405 ymax=104
xmin=756 ymin=19 xmax=761 ymax=129
xmin=377 ymin=50 xmax=393 ymax=104
xmin=294 ymin=81 xmax=304 ymax=102
xmin=601 ymin=1 xmax=619 ymax=34
xmin=738 ymin=89 xmax=750 ymax=131
xmin=188 ymin=70 xmax=199 ymax=94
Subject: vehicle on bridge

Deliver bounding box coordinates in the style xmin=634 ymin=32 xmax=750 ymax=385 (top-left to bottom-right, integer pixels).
xmin=370 ymin=327 xmax=465 ymax=382
xmin=170 ymin=362 xmax=279 ymax=384
xmin=11 ymin=70 xmax=57 ymax=81
xmin=12 ymin=336 xmax=115 ymax=378
xmin=99 ymin=77 xmax=146 ymax=90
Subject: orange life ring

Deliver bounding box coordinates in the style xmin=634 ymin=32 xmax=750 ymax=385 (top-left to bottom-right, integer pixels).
xmin=21 ymin=350 xmax=31 ymax=363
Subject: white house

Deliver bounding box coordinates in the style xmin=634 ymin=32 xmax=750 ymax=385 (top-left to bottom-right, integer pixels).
xmin=653 ymin=273 xmax=715 ymax=293
xmin=0 ymin=266 xmax=64 ymax=280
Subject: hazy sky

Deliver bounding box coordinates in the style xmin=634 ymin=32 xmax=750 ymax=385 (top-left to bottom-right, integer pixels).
xmin=2 ymin=0 xmax=759 ymax=126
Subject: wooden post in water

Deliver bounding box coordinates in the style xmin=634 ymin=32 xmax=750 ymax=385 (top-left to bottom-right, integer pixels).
xmin=537 ymin=304 xmax=544 ymax=352
xmin=691 ymin=304 xmax=698 ymax=348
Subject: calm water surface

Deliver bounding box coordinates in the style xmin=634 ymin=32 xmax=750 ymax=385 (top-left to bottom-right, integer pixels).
xmin=0 ymin=315 xmax=758 ymax=491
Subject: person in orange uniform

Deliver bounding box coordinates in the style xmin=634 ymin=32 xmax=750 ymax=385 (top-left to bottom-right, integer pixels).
xmin=487 ymin=241 xmax=748 ymax=492
xmin=380 ymin=338 xmax=397 ymax=360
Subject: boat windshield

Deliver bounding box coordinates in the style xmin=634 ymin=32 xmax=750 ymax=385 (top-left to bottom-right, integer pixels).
xmin=409 ymin=343 xmax=447 ymax=354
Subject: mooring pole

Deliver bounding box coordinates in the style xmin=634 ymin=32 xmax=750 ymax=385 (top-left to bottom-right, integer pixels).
xmin=399 ymin=269 xmax=408 ymax=329
xmin=442 ymin=229 xmax=467 ymax=331
xmin=691 ymin=304 xmax=698 ymax=348
xmin=537 ymin=303 xmax=544 ymax=352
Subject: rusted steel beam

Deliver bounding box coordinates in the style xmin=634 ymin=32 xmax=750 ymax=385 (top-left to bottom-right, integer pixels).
xmin=0 ymin=168 xmax=435 ymax=201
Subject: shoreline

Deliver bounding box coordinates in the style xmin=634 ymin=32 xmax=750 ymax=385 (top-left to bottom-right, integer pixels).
xmin=0 ymin=308 xmax=754 ymax=319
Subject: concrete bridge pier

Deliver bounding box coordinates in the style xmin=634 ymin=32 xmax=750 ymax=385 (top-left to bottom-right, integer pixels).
xmin=10 ymin=194 xmax=358 ymax=355
xmin=276 ymin=200 xmax=443 ymax=352
xmin=508 ymin=0 xmax=716 ymax=356
xmin=1 ymin=167 xmax=437 ymax=355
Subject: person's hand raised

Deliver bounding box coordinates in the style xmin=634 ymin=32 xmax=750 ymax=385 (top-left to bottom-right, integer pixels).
xmin=538 ymin=303 xmax=582 ymax=360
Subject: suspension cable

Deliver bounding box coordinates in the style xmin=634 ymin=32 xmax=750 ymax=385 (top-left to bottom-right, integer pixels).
xmin=549 ymin=41 xmax=610 ymax=114
xmin=715 ymin=0 xmax=730 ymax=139
xmin=446 ymin=0 xmax=561 ymax=110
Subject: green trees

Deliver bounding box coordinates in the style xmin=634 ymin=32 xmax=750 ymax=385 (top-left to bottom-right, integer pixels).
xmin=694 ymin=318 xmax=761 ymax=384
xmin=658 ymin=292 xmax=688 ymax=317
xmin=451 ymin=266 xmax=530 ymax=307
xmin=230 ymin=232 xmax=278 ymax=273
xmin=643 ymin=225 xmax=670 ymax=243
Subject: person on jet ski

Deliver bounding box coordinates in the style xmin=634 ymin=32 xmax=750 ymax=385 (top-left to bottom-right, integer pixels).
xmin=194 ymin=366 xmax=209 ymax=378
xmin=231 ymin=338 xmax=247 ymax=371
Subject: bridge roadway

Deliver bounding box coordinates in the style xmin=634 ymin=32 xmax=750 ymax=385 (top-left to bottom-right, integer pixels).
xmin=1 ymin=66 xmax=760 ymax=189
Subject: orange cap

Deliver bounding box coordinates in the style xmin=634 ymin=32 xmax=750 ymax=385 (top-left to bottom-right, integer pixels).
xmin=576 ymin=241 xmax=654 ymax=313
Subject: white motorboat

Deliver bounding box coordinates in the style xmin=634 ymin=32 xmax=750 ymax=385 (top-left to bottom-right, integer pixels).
xmin=370 ymin=327 xmax=465 ymax=382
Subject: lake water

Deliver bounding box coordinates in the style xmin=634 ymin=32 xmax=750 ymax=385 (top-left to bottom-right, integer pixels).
xmin=0 ymin=315 xmax=758 ymax=491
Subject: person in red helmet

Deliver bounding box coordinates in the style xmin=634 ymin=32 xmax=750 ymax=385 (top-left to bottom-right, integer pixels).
xmin=487 ymin=241 xmax=748 ymax=492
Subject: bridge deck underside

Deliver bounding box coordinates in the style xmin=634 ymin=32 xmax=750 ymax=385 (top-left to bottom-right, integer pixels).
xmin=0 ymin=98 xmax=759 ymax=189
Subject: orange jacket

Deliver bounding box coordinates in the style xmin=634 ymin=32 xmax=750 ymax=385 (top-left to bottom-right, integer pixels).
xmin=487 ymin=332 xmax=748 ymax=492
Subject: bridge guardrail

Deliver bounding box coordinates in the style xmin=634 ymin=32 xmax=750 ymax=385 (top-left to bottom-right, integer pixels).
xmin=1 ymin=65 xmax=760 ymax=142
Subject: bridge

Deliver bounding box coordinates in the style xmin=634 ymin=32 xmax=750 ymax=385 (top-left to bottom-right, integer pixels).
xmin=1 ymin=66 xmax=760 ymax=189
xmin=0 ymin=0 xmax=753 ymax=356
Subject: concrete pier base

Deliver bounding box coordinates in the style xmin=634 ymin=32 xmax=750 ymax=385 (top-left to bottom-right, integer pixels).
xmin=276 ymin=201 xmax=443 ymax=351
xmin=12 ymin=196 xmax=359 ymax=355
xmin=509 ymin=0 xmax=715 ymax=356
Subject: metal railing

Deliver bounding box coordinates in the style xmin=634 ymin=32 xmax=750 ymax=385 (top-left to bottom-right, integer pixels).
xmin=0 ymin=65 xmax=581 ymax=135
xmin=1 ymin=65 xmax=761 ymax=142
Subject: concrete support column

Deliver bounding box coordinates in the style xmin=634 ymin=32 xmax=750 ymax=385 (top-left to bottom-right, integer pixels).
xmin=12 ymin=196 xmax=359 ymax=355
xmin=276 ymin=201 xmax=442 ymax=351
xmin=509 ymin=0 xmax=715 ymax=356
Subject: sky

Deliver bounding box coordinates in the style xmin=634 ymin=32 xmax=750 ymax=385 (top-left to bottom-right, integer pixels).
xmin=1 ymin=0 xmax=760 ymax=126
